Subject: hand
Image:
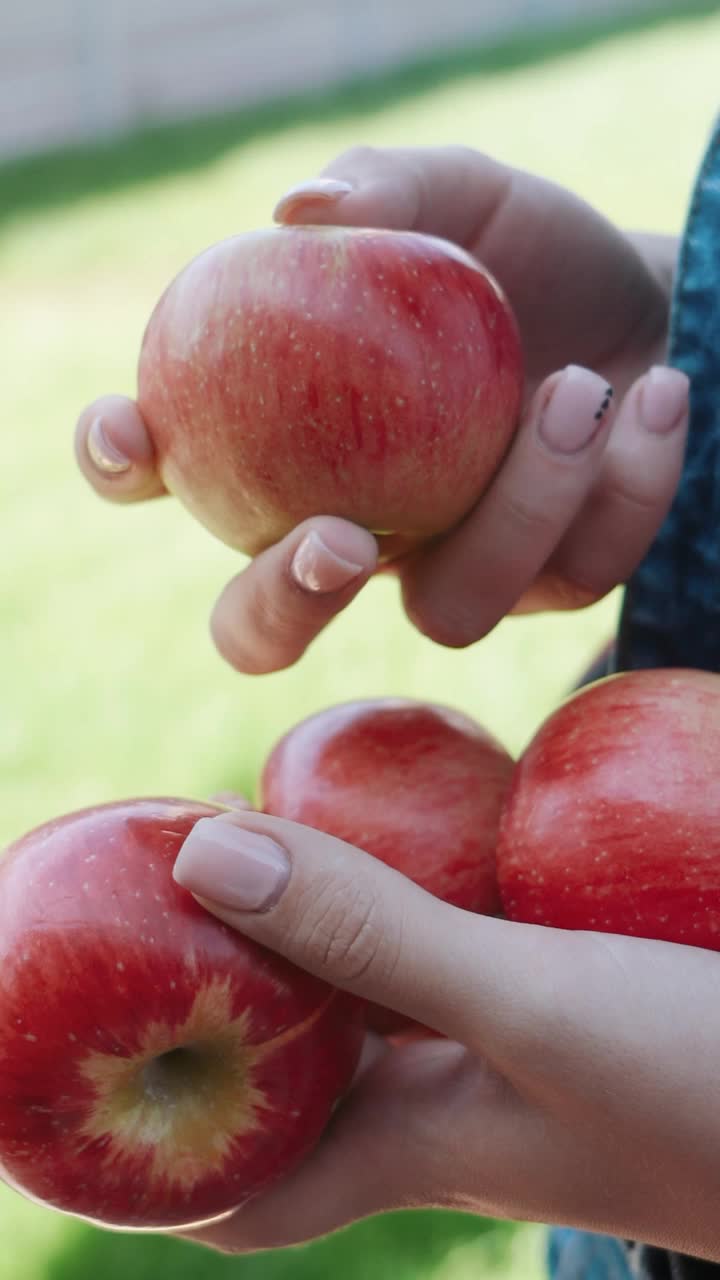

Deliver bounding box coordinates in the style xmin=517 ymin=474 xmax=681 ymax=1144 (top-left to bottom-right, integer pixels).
xmin=75 ymin=146 xmax=689 ymax=667
xmin=169 ymin=809 xmax=720 ymax=1261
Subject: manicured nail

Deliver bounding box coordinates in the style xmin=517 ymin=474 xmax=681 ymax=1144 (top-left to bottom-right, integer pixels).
xmin=86 ymin=417 xmax=132 ymax=474
xmin=173 ymin=819 xmax=290 ymax=912
xmin=273 ymin=178 xmax=353 ymax=221
xmin=639 ymin=366 xmax=690 ymax=434
xmin=291 ymin=530 xmax=364 ymax=593
xmin=538 ymin=366 xmax=614 ymax=454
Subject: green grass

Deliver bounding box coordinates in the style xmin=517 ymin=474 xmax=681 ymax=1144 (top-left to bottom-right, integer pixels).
xmin=1 ymin=0 xmax=718 ymax=229
xmin=0 ymin=1193 xmax=547 ymax=1280
xmin=2 ymin=4 xmax=719 ymax=1277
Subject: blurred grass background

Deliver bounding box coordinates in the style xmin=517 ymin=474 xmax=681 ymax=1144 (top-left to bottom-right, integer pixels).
xmin=1 ymin=2 xmax=719 ymax=1276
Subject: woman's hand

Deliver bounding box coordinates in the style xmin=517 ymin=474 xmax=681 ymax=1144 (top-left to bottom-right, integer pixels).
xmin=170 ymin=808 xmax=720 ymax=1262
xmin=75 ymin=146 xmax=688 ymax=666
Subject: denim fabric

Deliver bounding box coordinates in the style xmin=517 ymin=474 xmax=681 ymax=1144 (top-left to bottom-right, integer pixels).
xmin=547 ymin=113 xmax=720 ymax=1280
xmin=548 ymin=1230 xmax=634 ymax=1280
xmin=616 ymin=118 xmax=720 ymax=672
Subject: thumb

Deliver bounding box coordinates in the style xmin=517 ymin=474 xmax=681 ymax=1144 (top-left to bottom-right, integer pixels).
xmin=75 ymin=395 xmax=167 ymax=504
xmin=172 ymin=810 xmax=487 ymax=1042
xmin=272 ymin=145 xmax=513 ymax=251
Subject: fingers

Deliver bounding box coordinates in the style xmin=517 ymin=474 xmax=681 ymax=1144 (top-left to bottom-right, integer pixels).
xmin=210 ymin=517 xmax=377 ymax=674
xmin=399 ymin=365 xmax=616 ymax=647
xmin=172 ymin=810 xmax=674 ymax=1250
xmin=272 ymin=147 xmax=669 ymax=400
xmin=170 ymin=810 xmax=587 ymax=1070
xmin=515 ymin=366 xmax=690 ymax=612
xmin=180 ymin=935 xmax=720 ymax=1258
xmin=74 ymin=395 xmax=167 ymax=503
xmin=273 ymin=144 xmax=513 ymax=250
xmin=172 ymin=810 xmax=494 ymax=1043
xmin=179 ymin=1037 xmax=477 ymax=1253
xmin=399 ymin=364 xmax=689 ymax=645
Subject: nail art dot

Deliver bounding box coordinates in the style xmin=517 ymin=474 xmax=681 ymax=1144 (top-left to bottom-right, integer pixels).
xmin=593 ymin=386 xmax=614 ymax=422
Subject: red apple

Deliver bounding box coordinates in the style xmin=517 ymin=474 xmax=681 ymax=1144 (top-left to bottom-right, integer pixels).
xmin=0 ymin=798 xmax=363 ymax=1230
xmin=260 ymin=699 xmax=515 ymax=1033
xmin=137 ymin=225 xmax=523 ymax=556
xmin=497 ymin=669 xmax=720 ymax=947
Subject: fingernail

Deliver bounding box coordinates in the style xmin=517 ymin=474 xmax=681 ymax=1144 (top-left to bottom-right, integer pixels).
xmin=538 ymin=366 xmax=614 ymax=454
xmin=273 ymin=178 xmax=353 ymax=221
xmin=639 ymin=366 xmax=690 ymax=434
xmin=174 ymin=819 xmax=290 ymax=912
xmin=291 ymin=530 xmax=364 ymax=593
xmin=87 ymin=417 xmax=132 ymax=474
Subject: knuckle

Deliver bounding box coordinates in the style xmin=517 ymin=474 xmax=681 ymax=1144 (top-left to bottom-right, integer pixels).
xmin=211 ymin=608 xmax=275 ymax=676
xmin=247 ymin=579 xmax=297 ymax=642
xmin=330 ymin=143 xmax=383 ymax=174
xmin=221 ymin=580 xmax=314 ymax=674
xmin=444 ymin=143 xmax=478 ymax=163
xmin=204 ymin=1239 xmax=247 ymax=1258
xmin=402 ymin=580 xmax=488 ymax=649
xmin=603 ymin=475 xmax=671 ymax=521
xmin=414 ymin=610 xmax=479 ymax=649
xmin=530 ymin=568 xmax=602 ymax=612
xmin=295 ymin=874 xmax=385 ymax=986
xmin=601 ymin=441 xmax=683 ymax=519
xmin=500 ymin=486 xmax=557 ymax=539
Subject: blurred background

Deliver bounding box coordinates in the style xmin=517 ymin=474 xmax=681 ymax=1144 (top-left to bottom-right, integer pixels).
xmin=1 ymin=0 xmax=718 ymax=1275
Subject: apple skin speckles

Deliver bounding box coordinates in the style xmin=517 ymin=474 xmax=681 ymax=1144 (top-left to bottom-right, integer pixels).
xmin=138 ymin=225 xmax=523 ymax=557
xmin=497 ymin=670 xmax=720 ymax=949
xmin=0 ymin=799 xmax=363 ymax=1229
xmin=261 ymin=697 xmax=515 ymax=1036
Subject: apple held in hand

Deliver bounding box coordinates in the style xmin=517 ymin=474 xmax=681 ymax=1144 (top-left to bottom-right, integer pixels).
xmin=138 ymin=225 xmax=523 ymax=556
xmin=497 ymin=670 xmax=720 ymax=947
xmin=260 ymin=699 xmax=515 ymax=1032
xmin=0 ymin=799 xmax=363 ymax=1230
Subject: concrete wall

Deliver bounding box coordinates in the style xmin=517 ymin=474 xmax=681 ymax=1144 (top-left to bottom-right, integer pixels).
xmin=2 ymin=0 xmax=664 ymax=160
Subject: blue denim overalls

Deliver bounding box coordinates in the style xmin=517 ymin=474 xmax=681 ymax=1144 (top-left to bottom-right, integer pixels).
xmin=548 ymin=114 xmax=720 ymax=1280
